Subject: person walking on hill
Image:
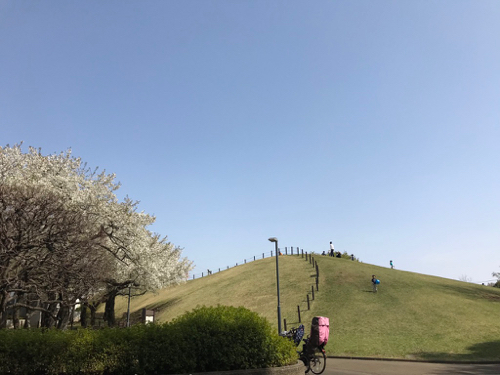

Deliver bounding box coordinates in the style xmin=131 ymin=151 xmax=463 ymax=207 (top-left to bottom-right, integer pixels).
xmin=329 ymin=241 xmax=334 ymax=257
xmin=371 ymin=275 xmax=378 ymax=293
xmin=390 ymin=260 xmax=394 ymax=269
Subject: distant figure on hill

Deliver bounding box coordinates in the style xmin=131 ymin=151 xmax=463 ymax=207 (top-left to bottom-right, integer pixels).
xmin=371 ymin=274 xmax=378 ymax=293
xmin=390 ymin=260 xmax=394 ymax=269
xmin=329 ymin=241 xmax=334 ymax=257
xmin=207 ymin=269 xmax=212 ymax=275
xmin=336 ymin=251 xmax=341 ymax=258
xmin=322 ymin=251 xmax=326 ymax=256
xmin=351 ymin=254 xmax=355 ymax=261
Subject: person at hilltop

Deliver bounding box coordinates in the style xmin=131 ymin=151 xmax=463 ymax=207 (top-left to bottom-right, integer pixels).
xmin=371 ymin=275 xmax=378 ymax=293
xmin=390 ymin=260 xmax=394 ymax=269
xmin=329 ymin=241 xmax=334 ymax=257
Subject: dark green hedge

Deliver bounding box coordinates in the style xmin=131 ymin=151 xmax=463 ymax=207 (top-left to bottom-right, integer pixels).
xmin=0 ymin=305 xmax=297 ymax=375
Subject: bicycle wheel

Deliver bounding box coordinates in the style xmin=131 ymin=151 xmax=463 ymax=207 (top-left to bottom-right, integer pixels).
xmin=309 ymin=349 xmax=326 ymax=374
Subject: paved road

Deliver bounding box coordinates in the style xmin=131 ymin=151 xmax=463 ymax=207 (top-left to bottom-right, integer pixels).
xmin=323 ymin=358 xmax=500 ymax=375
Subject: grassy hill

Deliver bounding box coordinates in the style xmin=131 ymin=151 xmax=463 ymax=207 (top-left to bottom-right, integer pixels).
xmin=113 ymin=254 xmax=500 ymax=362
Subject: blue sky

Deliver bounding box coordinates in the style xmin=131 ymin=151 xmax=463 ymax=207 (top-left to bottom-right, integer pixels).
xmin=1 ymin=1 xmax=499 ymax=284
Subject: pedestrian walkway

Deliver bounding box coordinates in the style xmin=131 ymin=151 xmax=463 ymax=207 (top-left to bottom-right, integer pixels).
xmin=325 ymin=358 xmax=500 ymax=375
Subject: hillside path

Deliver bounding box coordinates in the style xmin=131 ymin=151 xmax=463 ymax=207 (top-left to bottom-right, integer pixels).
xmin=324 ymin=358 xmax=500 ymax=375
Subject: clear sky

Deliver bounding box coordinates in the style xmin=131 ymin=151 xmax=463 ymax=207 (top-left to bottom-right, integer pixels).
xmin=1 ymin=1 xmax=499 ymax=284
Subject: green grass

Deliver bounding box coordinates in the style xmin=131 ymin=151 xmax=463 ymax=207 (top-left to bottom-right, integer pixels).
xmin=112 ymin=255 xmax=500 ymax=362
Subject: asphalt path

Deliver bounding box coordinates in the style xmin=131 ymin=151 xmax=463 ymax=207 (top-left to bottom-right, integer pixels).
xmin=323 ymin=358 xmax=500 ymax=375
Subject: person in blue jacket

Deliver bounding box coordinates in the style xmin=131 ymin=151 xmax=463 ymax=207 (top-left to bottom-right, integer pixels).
xmin=371 ymin=275 xmax=378 ymax=293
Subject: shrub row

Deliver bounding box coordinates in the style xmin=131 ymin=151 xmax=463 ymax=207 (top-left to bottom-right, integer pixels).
xmin=0 ymin=305 xmax=297 ymax=375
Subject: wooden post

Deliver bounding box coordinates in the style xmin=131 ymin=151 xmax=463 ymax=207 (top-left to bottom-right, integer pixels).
xmin=284 ymin=318 xmax=287 ymax=332
xmin=312 ymin=285 xmax=315 ymax=300
xmin=202 ymin=272 xmax=204 ymax=277
xmin=316 ymin=263 xmax=319 ymax=278
xmin=254 ymin=256 xmax=256 ymax=261
xmin=307 ymin=294 xmax=310 ymax=310
xmin=285 ymin=247 xmax=288 ymax=255
xmin=297 ymin=305 xmax=301 ymax=323
xmin=271 ymin=251 xmax=273 ymax=257
xmin=301 ymin=249 xmax=304 ymax=258
xmin=262 ymin=253 xmax=264 ymax=259
xmin=316 ymin=277 xmax=319 ymax=291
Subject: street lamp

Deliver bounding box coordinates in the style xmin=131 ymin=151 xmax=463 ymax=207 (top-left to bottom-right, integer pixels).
xmin=268 ymin=237 xmax=282 ymax=334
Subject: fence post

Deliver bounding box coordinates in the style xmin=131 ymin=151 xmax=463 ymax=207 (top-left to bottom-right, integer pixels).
xmin=254 ymin=256 xmax=256 ymax=261
xmin=316 ymin=263 xmax=319 ymax=278
xmin=219 ymin=268 xmax=220 ymax=272
xmin=301 ymin=249 xmax=304 ymax=258
xmin=307 ymin=294 xmax=310 ymax=310
xmin=297 ymin=305 xmax=301 ymax=323
xmin=285 ymin=247 xmax=287 ymax=255
xmin=316 ymin=277 xmax=319 ymax=291
xmin=284 ymin=318 xmax=287 ymax=332
xmin=311 ymin=285 xmax=315 ymax=300
xmin=262 ymin=253 xmax=264 ymax=259
xmin=305 ymin=251 xmax=308 ymax=261
xmin=271 ymin=251 xmax=273 ymax=257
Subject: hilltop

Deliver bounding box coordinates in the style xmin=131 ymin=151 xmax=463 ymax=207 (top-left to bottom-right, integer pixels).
xmin=113 ymin=254 xmax=500 ymax=361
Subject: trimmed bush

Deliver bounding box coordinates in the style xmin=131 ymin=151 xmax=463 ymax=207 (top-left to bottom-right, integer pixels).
xmin=0 ymin=305 xmax=297 ymax=375
xmin=164 ymin=305 xmax=297 ymax=373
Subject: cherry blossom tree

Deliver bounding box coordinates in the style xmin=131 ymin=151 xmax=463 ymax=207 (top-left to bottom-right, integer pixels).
xmin=0 ymin=144 xmax=192 ymax=329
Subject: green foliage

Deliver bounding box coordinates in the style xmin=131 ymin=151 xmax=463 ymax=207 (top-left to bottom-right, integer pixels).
xmin=0 ymin=306 xmax=297 ymax=375
xmin=169 ymin=305 xmax=297 ymax=372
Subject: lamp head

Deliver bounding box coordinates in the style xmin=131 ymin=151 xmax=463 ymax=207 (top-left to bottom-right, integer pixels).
xmin=268 ymin=237 xmax=278 ymax=243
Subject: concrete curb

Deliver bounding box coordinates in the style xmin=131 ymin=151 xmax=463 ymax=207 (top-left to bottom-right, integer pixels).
xmin=173 ymin=362 xmax=305 ymax=375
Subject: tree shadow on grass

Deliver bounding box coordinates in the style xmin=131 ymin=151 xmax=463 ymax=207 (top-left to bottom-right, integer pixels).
xmin=430 ymin=282 xmax=500 ymax=303
xmin=148 ymin=297 xmax=181 ymax=310
xmin=415 ymin=340 xmax=500 ymax=374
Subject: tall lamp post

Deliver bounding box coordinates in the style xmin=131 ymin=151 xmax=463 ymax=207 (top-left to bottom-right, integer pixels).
xmin=268 ymin=237 xmax=282 ymax=334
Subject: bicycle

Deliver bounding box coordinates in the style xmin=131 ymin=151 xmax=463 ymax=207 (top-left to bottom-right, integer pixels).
xmin=281 ymin=325 xmax=327 ymax=374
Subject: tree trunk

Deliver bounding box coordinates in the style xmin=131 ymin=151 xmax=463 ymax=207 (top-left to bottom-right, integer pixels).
xmin=89 ymin=304 xmax=97 ymax=327
xmin=0 ymin=290 xmax=8 ymax=329
xmin=41 ymin=296 xmax=58 ymax=328
xmin=12 ymin=305 xmax=20 ymax=329
xmin=57 ymin=304 xmax=71 ymax=330
xmin=80 ymin=303 xmax=88 ymax=328
xmin=104 ymin=291 xmax=117 ymax=327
